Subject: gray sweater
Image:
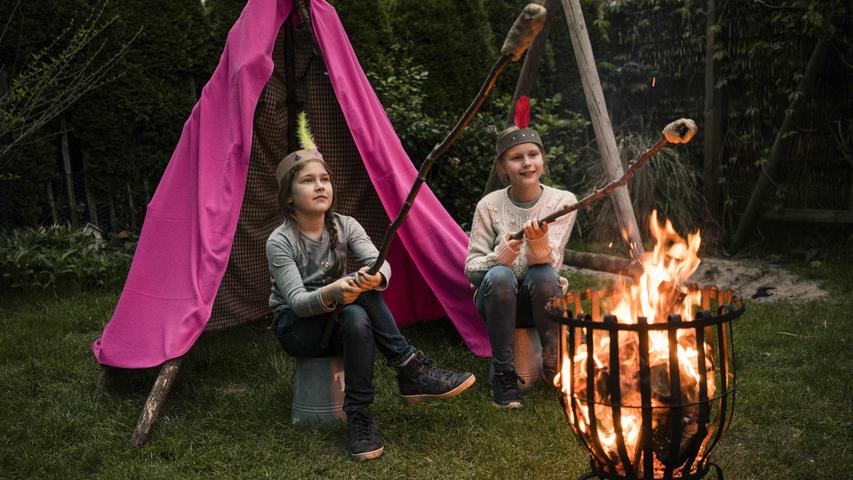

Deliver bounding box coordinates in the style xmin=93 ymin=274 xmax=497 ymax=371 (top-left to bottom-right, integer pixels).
xmin=465 ymin=184 xmax=577 ymax=288
xmin=266 ymin=213 xmax=391 ymax=318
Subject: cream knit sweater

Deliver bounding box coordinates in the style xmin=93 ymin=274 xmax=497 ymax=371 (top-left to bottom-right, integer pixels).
xmin=465 ymin=184 xmax=577 ymax=288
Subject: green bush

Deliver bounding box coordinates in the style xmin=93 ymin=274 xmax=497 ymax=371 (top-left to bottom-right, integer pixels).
xmin=0 ymin=225 xmax=135 ymax=291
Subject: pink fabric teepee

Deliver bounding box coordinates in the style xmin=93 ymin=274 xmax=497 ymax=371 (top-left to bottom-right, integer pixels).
xmin=92 ymin=0 xmax=490 ymax=369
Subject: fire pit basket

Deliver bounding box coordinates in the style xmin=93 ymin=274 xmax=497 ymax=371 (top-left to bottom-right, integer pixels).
xmin=555 ymin=286 xmax=744 ymax=480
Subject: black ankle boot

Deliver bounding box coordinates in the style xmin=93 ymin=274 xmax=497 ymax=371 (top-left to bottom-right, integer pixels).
xmin=346 ymin=407 xmax=384 ymax=461
xmin=396 ymin=350 xmax=476 ymax=405
xmin=492 ymin=369 xmax=523 ymax=409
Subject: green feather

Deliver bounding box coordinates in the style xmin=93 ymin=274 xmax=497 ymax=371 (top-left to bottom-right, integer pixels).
xmin=296 ymin=112 xmax=315 ymax=151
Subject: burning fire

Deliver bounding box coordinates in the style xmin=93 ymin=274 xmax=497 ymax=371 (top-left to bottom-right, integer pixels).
xmin=555 ymin=211 xmax=716 ymax=474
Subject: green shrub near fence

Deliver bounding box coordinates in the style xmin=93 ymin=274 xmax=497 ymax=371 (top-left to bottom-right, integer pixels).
xmin=0 ymin=225 xmax=135 ymax=291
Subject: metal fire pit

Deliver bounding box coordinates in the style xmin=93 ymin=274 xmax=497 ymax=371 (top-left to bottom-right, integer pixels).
xmin=554 ymin=286 xmax=744 ymax=480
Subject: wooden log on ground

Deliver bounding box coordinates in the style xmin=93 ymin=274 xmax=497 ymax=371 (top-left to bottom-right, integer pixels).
xmin=128 ymin=357 xmax=183 ymax=448
xmin=560 ymin=0 xmax=645 ymax=260
xmin=563 ymin=248 xmax=641 ymax=277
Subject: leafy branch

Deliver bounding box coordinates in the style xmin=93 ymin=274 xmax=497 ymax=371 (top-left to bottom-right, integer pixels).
xmin=0 ymin=0 xmax=138 ymax=168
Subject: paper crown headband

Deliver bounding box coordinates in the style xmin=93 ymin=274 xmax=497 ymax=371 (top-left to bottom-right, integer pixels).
xmin=275 ymin=112 xmax=326 ymax=185
xmin=495 ymin=96 xmax=543 ymax=160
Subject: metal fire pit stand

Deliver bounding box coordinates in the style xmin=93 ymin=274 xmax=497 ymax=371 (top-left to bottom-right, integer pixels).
xmin=555 ymin=287 xmax=744 ymax=480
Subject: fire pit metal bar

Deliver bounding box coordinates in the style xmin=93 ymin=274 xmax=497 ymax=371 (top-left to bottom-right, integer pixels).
xmin=569 ymin=320 xmax=593 ymax=460
xmin=571 ymin=317 xmax=599 ymax=466
xmin=700 ymin=317 xmax=731 ymax=472
xmin=680 ymin=315 xmax=711 ymax=471
xmin=606 ymin=315 xmax=637 ymax=478
xmin=586 ymin=324 xmax=620 ymax=474
xmin=664 ymin=314 xmax=684 ymax=480
xmin=638 ymin=316 xmax=654 ymax=479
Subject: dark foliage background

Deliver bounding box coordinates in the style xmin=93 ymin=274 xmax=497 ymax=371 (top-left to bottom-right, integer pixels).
xmin=1 ymin=0 xmax=850 ymax=251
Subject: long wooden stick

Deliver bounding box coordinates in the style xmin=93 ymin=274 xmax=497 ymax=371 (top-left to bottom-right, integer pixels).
xmin=509 ymin=118 xmax=697 ymax=240
xmin=319 ymin=4 xmax=548 ymax=350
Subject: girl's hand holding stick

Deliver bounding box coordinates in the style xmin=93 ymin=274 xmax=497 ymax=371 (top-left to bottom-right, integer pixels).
xmin=354 ymin=267 xmax=384 ymax=291
xmin=321 ymin=277 xmax=364 ymax=307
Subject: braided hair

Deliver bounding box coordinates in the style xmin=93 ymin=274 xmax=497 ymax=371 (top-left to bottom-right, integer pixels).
xmin=277 ymin=160 xmax=345 ymax=279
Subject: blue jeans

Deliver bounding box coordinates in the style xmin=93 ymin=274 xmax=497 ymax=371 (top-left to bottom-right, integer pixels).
xmin=475 ymin=264 xmax=562 ymax=372
xmin=274 ymin=290 xmax=416 ymax=412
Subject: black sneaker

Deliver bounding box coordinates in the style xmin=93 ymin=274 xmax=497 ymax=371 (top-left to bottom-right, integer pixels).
xmin=396 ymin=350 xmax=476 ymax=405
xmin=346 ymin=407 xmax=384 ymax=461
xmin=492 ymin=369 xmax=524 ymax=409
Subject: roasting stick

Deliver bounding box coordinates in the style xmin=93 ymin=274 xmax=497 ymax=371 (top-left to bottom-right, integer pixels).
xmin=508 ymin=118 xmax=698 ymax=241
xmin=318 ymin=4 xmax=548 ymax=350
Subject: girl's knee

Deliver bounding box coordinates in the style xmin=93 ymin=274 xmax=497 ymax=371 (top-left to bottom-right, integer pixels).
xmin=483 ymin=266 xmax=517 ymax=289
xmin=339 ymin=305 xmax=371 ymax=337
xmin=482 ymin=266 xmax=518 ymax=299
xmin=527 ymin=264 xmax=559 ymax=284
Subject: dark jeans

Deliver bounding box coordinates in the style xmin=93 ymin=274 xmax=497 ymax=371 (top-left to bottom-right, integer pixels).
xmin=274 ymin=290 xmax=416 ymax=412
xmin=475 ymin=264 xmax=562 ymax=372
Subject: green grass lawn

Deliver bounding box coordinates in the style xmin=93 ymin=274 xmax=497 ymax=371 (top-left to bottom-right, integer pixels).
xmin=1 ymin=262 xmax=851 ymax=479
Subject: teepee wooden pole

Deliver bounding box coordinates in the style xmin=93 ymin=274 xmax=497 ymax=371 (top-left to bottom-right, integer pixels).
xmin=128 ymin=357 xmax=183 ymax=448
xmin=560 ymin=0 xmax=644 ymax=259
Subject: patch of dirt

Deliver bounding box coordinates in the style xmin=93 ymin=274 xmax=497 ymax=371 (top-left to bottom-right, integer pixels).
xmin=691 ymin=258 xmax=827 ymax=303
xmin=568 ymin=257 xmax=828 ymax=303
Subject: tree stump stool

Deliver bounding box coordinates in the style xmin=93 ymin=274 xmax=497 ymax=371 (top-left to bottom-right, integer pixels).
xmin=490 ymin=327 xmax=542 ymax=391
xmin=291 ymin=356 xmax=346 ymax=426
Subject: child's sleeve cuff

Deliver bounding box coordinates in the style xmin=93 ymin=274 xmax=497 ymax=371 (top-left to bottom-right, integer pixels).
xmin=526 ymin=235 xmax=551 ymax=260
xmin=494 ymin=239 xmax=520 ymax=266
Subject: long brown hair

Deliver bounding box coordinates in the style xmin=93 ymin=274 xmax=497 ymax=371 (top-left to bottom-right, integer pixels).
xmin=277 ymin=160 xmax=344 ymax=279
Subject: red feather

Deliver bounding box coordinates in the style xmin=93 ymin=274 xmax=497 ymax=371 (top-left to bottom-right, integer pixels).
xmin=514 ymin=96 xmax=530 ymax=129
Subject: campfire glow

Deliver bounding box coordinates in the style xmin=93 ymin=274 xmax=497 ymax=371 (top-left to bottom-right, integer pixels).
xmin=554 ymin=212 xmax=741 ymax=479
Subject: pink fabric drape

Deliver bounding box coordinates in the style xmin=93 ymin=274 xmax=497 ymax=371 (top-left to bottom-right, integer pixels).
xmin=92 ymin=0 xmax=489 ymax=369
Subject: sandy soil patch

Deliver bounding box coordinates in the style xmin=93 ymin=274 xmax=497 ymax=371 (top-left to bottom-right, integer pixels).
xmin=567 ymin=257 xmax=828 ymax=303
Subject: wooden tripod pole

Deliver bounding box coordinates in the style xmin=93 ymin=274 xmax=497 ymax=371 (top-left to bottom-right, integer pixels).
xmin=560 ymin=0 xmax=644 ymax=259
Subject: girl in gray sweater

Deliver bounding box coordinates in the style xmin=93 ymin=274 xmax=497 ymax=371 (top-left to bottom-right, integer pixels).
xmin=267 ymin=128 xmax=475 ymax=461
xmin=465 ymin=108 xmax=577 ymax=409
